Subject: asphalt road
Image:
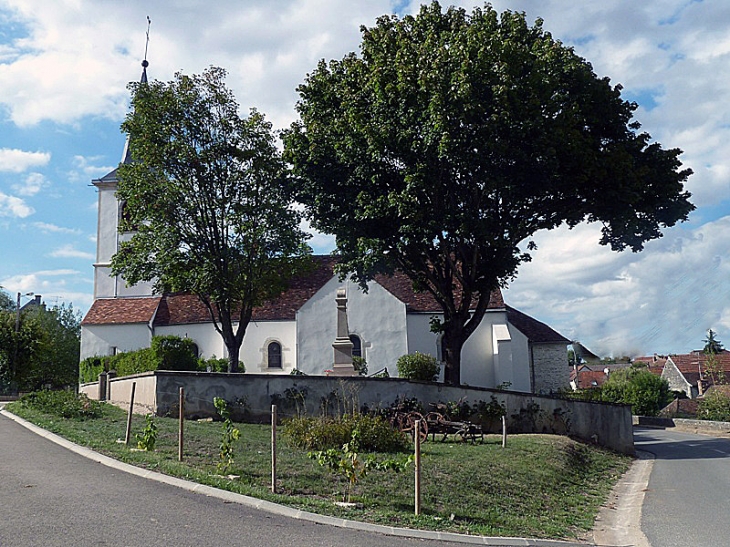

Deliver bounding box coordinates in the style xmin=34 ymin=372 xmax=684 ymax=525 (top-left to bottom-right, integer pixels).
xmin=635 ymin=427 xmax=730 ymax=547
xmin=0 ymin=412 xmax=476 ymax=547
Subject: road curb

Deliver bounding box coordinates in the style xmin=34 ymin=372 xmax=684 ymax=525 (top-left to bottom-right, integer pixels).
xmin=591 ymin=450 xmax=653 ymax=547
xmin=1 ymin=407 xmax=590 ymax=547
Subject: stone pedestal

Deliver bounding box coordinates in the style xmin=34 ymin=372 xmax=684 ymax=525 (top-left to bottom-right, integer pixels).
xmin=329 ymin=287 xmax=357 ymax=377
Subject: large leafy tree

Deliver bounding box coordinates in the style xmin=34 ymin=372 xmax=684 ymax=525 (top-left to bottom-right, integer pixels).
xmin=113 ymin=67 xmax=311 ymax=372
xmin=0 ymin=291 xmax=80 ymax=393
xmin=283 ymin=2 xmax=694 ymax=385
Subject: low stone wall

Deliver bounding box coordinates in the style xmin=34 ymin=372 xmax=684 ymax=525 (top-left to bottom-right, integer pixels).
xmin=634 ymin=415 xmax=730 ymax=437
xmin=80 ymin=371 xmax=634 ymax=455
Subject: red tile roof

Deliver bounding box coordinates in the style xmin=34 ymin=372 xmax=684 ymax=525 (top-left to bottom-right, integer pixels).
xmin=81 ymin=296 xmax=161 ymax=325
xmin=82 ymin=255 xmax=511 ymax=327
xmin=570 ymin=369 xmax=609 ymax=389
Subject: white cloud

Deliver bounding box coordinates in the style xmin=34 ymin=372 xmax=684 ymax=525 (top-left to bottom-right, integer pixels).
xmin=49 ymin=244 xmax=94 ymax=260
xmin=32 ymin=221 xmax=82 ymax=235
xmin=13 ymin=172 xmax=48 ymax=196
xmin=0 ymin=148 xmax=50 ymax=172
xmin=505 ymin=216 xmax=730 ymax=357
xmin=0 ymin=191 xmax=33 ymax=217
xmin=68 ymin=155 xmax=115 ymax=183
xmin=0 ymin=269 xmax=92 ymax=310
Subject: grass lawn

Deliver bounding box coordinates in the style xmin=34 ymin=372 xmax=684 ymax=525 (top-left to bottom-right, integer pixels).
xmin=5 ymin=400 xmax=631 ymax=540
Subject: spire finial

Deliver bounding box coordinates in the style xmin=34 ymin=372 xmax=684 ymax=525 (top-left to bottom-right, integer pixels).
xmin=141 ymin=16 xmax=150 ymax=82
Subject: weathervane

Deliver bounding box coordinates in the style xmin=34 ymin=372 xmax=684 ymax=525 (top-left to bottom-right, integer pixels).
xmin=144 ymin=15 xmax=151 ymax=64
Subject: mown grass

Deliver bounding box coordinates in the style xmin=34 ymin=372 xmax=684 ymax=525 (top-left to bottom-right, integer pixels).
xmin=5 ymin=401 xmax=631 ymax=540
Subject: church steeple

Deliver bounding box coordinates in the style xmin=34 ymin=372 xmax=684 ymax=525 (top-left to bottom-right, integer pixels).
xmin=122 ymin=17 xmax=151 ymax=165
xmin=90 ymin=17 xmax=155 ymax=302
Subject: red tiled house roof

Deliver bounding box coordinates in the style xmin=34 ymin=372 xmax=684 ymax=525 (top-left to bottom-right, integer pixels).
xmin=83 ymin=255 xmax=509 ymax=327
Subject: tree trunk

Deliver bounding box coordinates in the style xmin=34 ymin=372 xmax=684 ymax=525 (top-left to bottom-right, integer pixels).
xmin=442 ymin=323 xmax=467 ymax=386
xmin=226 ymin=343 xmax=240 ymax=373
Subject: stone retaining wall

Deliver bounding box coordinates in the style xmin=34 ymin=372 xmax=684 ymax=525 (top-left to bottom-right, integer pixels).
xmin=81 ymin=371 xmax=634 ymax=454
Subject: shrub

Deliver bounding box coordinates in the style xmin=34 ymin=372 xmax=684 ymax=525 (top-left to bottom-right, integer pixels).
xmin=79 ymin=356 xmax=109 ymax=384
xmin=599 ymin=367 xmax=672 ymax=416
xmin=352 ymin=356 xmax=367 ymax=376
xmin=198 ymin=356 xmax=232 ymax=372
xmin=697 ymin=391 xmax=730 ymax=422
xmin=396 ymin=352 xmax=440 ymax=382
xmin=151 ymin=335 xmax=199 ymax=371
xmin=18 ymin=390 xmax=104 ymax=419
xmin=283 ymin=414 xmax=410 ymax=453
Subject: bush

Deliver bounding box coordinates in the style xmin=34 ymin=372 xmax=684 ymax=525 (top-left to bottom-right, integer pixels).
xmin=18 ymin=390 xmax=104 ymax=419
xmin=396 ymin=352 xmax=440 ymax=382
xmin=80 ymin=336 xmax=202 ymax=381
xmin=151 ymin=335 xmax=199 ymax=371
xmin=283 ymin=413 xmax=410 ymax=453
xmin=697 ymin=391 xmax=730 ymax=422
xmin=79 ymin=356 xmax=109 ymax=384
xmin=198 ymin=356 xmax=232 ymax=372
xmin=599 ymin=367 xmax=672 ymax=416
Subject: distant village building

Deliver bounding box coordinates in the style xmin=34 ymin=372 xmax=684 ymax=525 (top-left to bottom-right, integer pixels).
xmin=635 ymin=351 xmax=730 ymax=399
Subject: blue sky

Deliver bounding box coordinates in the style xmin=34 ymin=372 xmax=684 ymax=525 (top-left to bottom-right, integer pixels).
xmin=0 ymin=0 xmax=728 ymax=357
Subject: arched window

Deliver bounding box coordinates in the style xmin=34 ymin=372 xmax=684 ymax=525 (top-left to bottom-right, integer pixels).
xmin=267 ymin=341 xmax=282 ymax=368
xmin=349 ymin=335 xmax=362 ymax=358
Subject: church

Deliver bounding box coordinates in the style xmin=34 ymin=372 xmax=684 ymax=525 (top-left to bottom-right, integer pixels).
xmin=80 ymin=62 xmax=571 ymax=394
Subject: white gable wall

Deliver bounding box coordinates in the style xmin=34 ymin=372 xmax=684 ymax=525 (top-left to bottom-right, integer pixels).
xmin=296 ymin=277 xmax=408 ymax=375
xmin=504 ymin=324 xmax=533 ymax=392
xmin=81 ymin=323 xmax=153 ymax=359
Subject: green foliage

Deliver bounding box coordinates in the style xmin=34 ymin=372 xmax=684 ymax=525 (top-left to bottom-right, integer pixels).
xmin=0 ymin=301 xmax=81 ymax=393
xmin=81 ymin=336 xmax=201 ymax=381
xmin=352 ymin=356 xmax=367 ymax=376
xmin=17 ymin=390 xmax=104 ymax=420
xmin=599 ymin=367 xmax=672 ymax=416
xmin=113 ymin=66 xmax=312 ymax=372
xmin=197 ymin=356 xmax=231 ymax=373
xmin=308 ymin=428 xmax=413 ymax=502
xmin=289 ymin=368 xmax=306 ymax=376
xmin=151 ymin=335 xmax=199 ymax=371
xmin=214 ymin=397 xmax=241 ymax=473
xmin=697 ymin=391 xmax=730 ymax=422
xmin=135 ymin=414 xmax=158 ymax=450
xmin=396 ymin=352 xmax=440 ymax=382
xmin=283 ymin=414 xmax=410 ymax=453
xmin=703 ymin=329 xmax=724 ymax=355
xmin=79 ymin=356 xmax=109 ymax=384
xmin=284 ymin=2 xmax=693 ymax=385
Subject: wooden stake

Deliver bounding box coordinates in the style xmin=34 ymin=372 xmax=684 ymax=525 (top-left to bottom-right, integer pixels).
xmin=178 ymin=387 xmax=184 ymax=462
xmin=124 ymin=382 xmax=136 ymax=446
xmin=502 ymin=415 xmax=507 ymax=448
xmin=271 ymin=404 xmax=277 ymax=493
xmin=414 ymin=419 xmax=421 ymax=515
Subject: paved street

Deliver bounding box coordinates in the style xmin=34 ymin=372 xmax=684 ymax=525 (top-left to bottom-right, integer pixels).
xmin=635 ymin=427 xmax=730 ymax=547
xmin=1 ymin=412 xmax=471 ymax=547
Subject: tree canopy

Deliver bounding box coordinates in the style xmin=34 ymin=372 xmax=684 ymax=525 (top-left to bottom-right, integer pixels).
xmin=283 ymin=2 xmax=694 ymax=385
xmin=703 ymin=329 xmax=724 ymax=354
xmin=113 ymin=67 xmax=311 ymax=372
xmin=0 ymin=293 xmax=80 ymax=393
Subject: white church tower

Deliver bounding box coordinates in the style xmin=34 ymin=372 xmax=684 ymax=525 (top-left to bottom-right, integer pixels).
xmin=91 ymin=59 xmax=154 ymax=301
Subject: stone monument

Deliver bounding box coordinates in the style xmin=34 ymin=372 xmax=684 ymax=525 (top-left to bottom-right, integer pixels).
xmin=328 ymin=287 xmax=357 ymax=377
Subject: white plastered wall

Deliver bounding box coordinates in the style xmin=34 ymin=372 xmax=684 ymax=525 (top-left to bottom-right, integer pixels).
xmin=296 ymin=276 xmax=408 ymax=375
xmin=80 ymin=323 xmax=153 ymax=360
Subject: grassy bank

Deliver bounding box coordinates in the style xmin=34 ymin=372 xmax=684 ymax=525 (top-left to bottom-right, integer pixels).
xmin=5 ymin=400 xmax=630 ymax=540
